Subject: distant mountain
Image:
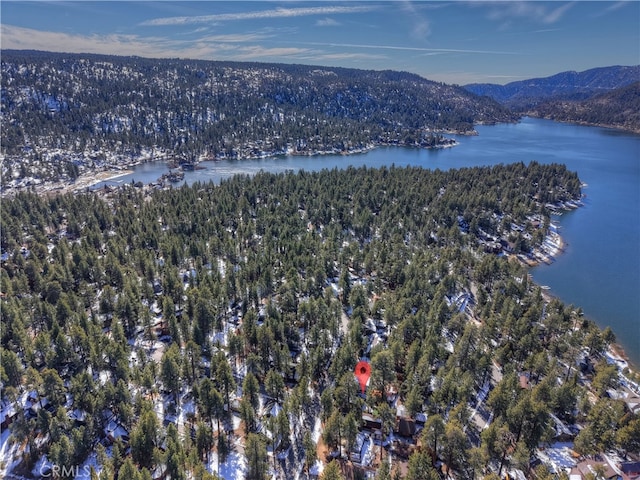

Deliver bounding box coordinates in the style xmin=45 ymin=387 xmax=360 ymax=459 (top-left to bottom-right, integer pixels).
xmin=464 ymin=65 xmax=640 ymax=108
xmin=526 ymin=81 xmax=640 ymax=133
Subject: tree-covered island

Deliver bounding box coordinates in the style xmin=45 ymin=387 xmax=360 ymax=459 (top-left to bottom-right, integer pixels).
xmin=1 ymin=163 xmax=638 ymax=479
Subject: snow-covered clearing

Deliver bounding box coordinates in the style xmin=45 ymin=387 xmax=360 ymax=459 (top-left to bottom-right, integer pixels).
xmin=208 ymin=450 xmax=247 ymax=480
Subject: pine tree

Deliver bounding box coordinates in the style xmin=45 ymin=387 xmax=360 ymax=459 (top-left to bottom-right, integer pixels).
xmin=245 ymin=433 xmax=268 ymax=480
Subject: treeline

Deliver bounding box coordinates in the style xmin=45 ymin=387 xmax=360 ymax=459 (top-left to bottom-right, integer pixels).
xmin=1 ymin=164 xmax=636 ymax=479
xmin=0 ymin=50 xmax=515 ymax=179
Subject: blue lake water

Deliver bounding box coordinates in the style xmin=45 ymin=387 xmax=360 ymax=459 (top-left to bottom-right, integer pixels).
xmin=96 ymin=117 xmax=640 ymax=365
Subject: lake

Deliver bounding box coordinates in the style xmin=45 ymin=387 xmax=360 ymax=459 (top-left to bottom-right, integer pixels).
xmin=96 ymin=117 xmax=640 ymax=366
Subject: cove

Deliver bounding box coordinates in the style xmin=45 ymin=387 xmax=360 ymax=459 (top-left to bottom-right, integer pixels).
xmin=95 ymin=117 xmax=640 ymax=366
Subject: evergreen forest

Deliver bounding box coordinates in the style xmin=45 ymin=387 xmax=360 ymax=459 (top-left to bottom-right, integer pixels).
xmin=1 ymin=163 xmax=638 ymax=480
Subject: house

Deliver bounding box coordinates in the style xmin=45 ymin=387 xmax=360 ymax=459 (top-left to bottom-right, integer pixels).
xmin=484 ymin=241 xmax=502 ymax=254
xmin=395 ymin=417 xmax=416 ymax=438
xmin=500 ymin=239 xmax=516 ymax=253
xmin=623 ymin=395 xmax=640 ymax=415
xmin=519 ymin=373 xmax=531 ymax=390
xmin=0 ymin=401 xmax=17 ymax=429
xmin=621 ymin=462 xmax=640 ymax=480
xmin=102 ymin=410 xmax=130 ymax=445
xmin=361 ymin=413 xmax=382 ymax=431
xmin=570 ymin=457 xmax=625 ymax=480
xmin=68 ymin=408 xmax=87 ymax=426
xmin=105 ymin=419 xmax=130 ymax=444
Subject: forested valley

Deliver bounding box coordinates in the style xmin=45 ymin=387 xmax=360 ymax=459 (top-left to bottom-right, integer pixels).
xmin=2 ymin=163 xmax=638 ymax=480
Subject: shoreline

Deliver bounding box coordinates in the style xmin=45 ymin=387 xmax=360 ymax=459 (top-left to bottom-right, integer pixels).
xmin=512 ymin=222 xmax=566 ymax=269
xmin=535 ymin=276 xmax=637 ymax=373
xmin=609 ymin=342 xmax=634 ymax=368
xmin=526 ymin=229 xmax=638 ymax=373
xmin=205 ymin=136 xmax=460 ymax=162
xmin=527 ymin=114 xmax=640 ymax=136
xmin=4 ymin=169 xmax=137 ymax=197
xmin=1 ymin=136 xmax=464 ymax=197
xmin=1 ymin=137 xmax=464 ymax=198
xmin=65 ymin=169 xmax=135 ymax=193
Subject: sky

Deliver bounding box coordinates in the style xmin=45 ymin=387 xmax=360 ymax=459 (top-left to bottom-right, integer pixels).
xmin=1 ymin=1 xmax=638 ymax=85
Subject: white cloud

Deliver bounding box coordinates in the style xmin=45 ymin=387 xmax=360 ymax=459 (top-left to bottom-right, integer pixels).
xmin=311 ymin=52 xmax=387 ymax=61
xmin=411 ymin=20 xmax=431 ymax=40
xmin=141 ymin=5 xmax=378 ymax=27
xmin=300 ymin=41 xmax=516 ymax=55
xmin=593 ymin=1 xmax=630 ymax=17
xmin=480 ymin=1 xmax=573 ymax=25
xmin=316 ymin=18 xmax=341 ymax=27
xmin=0 ymin=24 xmax=310 ymax=61
xmin=543 ymin=2 xmax=574 ymax=25
xmin=231 ymin=45 xmax=311 ymax=61
xmin=1 ymin=24 xmax=191 ymax=58
xmin=400 ymin=1 xmax=431 ymax=40
xmin=197 ymin=33 xmax=272 ymax=43
xmin=531 ymin=28 xmax=561 ymax=34
xmin=425 ymin=71 xmax=526 ymax=85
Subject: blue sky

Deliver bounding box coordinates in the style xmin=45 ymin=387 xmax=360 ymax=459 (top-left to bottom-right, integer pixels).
xmin=1 ymin=1 xmax=638 ymax=85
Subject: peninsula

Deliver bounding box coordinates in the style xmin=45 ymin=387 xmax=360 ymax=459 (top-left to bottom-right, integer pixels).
xmin=1 ymin=164 xmax=637 ymax=480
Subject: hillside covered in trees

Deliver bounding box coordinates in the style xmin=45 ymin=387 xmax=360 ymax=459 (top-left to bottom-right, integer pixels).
xmin=463 ymin=65 xmax=640 ymax=133
xmin=1 ymin=164 xmax=638 ymax=480
xmin=0 ymin=50 xmax=516 ymax=186
xmin=525 ymin=82 xmax=640 ymax=133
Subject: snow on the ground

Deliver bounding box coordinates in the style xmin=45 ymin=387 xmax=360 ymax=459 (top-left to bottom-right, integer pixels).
xmin=154 ymin=395 xmax=164 ymax=420
xmin=31 ymin=454 xmax=52 ymax=478
xmin=177 ymin=395 xmax=196 ymax=437
xmin=182 ymin=397 xmax=196 ymax=416
xmin=151 ymin=341 xmax=166 ymax=363
xmin=361 ymin=435 xmax=375 ymax=467
xmin=0 ymin=428 xmax=22 ymax=478
xmin=236 ymin=363 xmax=248 ymax=378
xmin=98 ymin=370 xmax=111 ymax=385
xmin=311 ymin=417 xmax=322 ymax=442
xmin=605 ymin=351 xmax=629 ymax=370
xmin=211 ymin=330 xmax=227 ymax=347
xmin=232 ymin=413 xmax=242 ymax=431
xmin=310 ymin=459 xmax=324 ymax=476
xmin=537 ymin=442 xmax=577 ymax=473
xmin=208 ymin=450 xmax=247 ymax=480
xmin=75 ymin=452 xmax=102 ymax=479
xmin=270 ymin=402 xmax=282 ymax=418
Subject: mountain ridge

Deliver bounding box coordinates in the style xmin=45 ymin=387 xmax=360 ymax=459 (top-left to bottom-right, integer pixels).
xmin=464 ymin=65 xmax=640 ymax=107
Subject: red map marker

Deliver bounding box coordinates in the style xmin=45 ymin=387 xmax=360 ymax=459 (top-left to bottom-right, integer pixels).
xmin=354 ymin=360 xmax=371 ymax=394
